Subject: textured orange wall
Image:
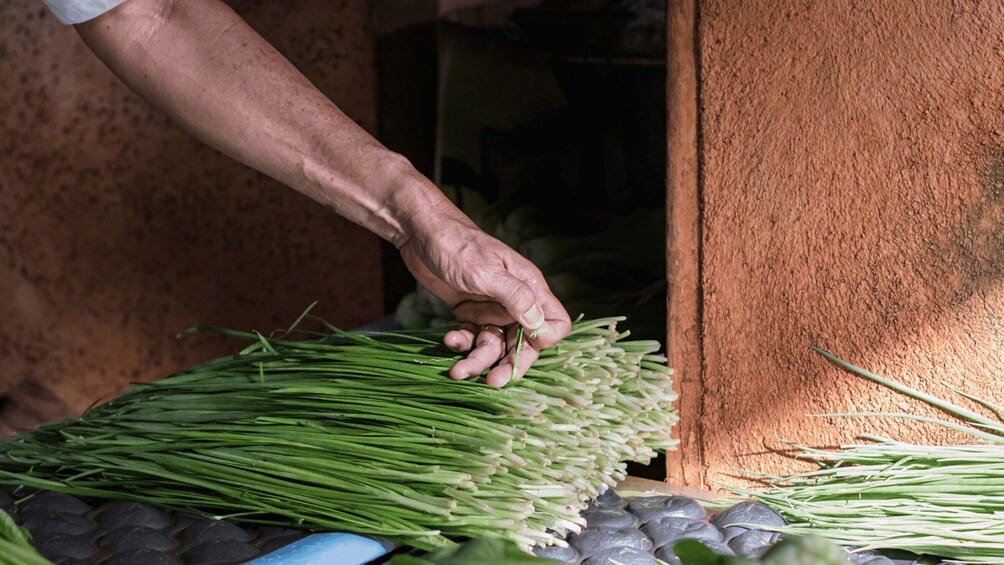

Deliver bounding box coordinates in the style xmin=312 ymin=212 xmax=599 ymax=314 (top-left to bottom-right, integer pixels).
xmin=0 ymin=1 xmax=382 ymax=432
xmin=670 ymin=0 xmax=1004 ymax=488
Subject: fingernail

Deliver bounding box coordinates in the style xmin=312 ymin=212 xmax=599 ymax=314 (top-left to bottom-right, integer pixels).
xmin=522 ymin=304 xmax=544 ymax=329
xmin=530 ymin=322 xmax=556 ymax=344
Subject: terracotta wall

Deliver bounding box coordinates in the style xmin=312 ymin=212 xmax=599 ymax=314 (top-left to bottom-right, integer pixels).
xmin=0 ymin=1 xmax=382 ymax=433
xmin=668 ymin=0 xmax=1004 ymax=488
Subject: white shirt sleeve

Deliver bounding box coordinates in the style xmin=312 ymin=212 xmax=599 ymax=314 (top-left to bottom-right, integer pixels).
xmin=43 ymin=0 xmax=129 ymax=24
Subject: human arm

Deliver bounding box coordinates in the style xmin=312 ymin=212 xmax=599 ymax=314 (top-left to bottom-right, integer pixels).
xmin=75 ymin=0 xmax=570 ymax=384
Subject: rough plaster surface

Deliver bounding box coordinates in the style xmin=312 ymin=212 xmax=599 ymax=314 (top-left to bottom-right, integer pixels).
xmin=0 ymin=1 xmax=381 ymax=433
xmin=681 ymin=0 xmax=1004 ymax=488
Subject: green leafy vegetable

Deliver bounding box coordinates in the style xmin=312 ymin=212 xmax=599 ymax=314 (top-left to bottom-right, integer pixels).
xmin=0 ymin=507 xmax=50 ymax=565
xmin=0 ymin=314 xmax=676 ymax=551
xmin=731 ymin=347 xmax=1004 ymax=563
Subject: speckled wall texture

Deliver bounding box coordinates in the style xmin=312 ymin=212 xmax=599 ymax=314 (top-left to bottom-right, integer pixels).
xmin=0 ymin=1 xmax=382 ymax=432
xmin=670 ymin=0 xmax=1004 ymax=488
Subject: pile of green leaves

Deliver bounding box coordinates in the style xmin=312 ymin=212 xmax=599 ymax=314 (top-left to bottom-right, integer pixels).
xmin=0 ymin=315 xmax=676 ymax=551
xmin=733 ymin=348 xmax=1004 ymax=563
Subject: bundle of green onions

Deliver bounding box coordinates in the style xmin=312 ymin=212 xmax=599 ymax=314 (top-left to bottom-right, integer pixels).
xmin=732 ymin=348 xmax=1004 ymax=563
xmin=0 ymin=315 xmax=676 ymax=550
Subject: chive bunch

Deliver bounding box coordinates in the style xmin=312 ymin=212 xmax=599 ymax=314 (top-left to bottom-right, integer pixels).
xmin=0 ymin=317 xmax=676 ymax=550
xmin=732 ymin=348 xmax=1004 ymax=563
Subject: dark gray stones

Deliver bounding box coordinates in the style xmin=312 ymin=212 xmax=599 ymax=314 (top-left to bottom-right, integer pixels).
xmin=641 ymin=516 xmax=721 ymax=547
xmin=0 ymin=490 xmax=15 ymax=515
xmin=31 ymin=533 xmax=98 ymax=560
xmin=532 ymin=543 xmax=582 ymax=564
xmin=181 ymin=518 xmax=253 ymax=545
xmin=582 ymin=506 xmax=641 ymax=529
xmin=653 ymin=546 xmax=683 ymax=565
xmin=106 ymin=548 xmax=183 ymax=565
xmin=593 ymin=488 xmax=627 ymax=509
xmin=569 ymin=526 xmax=653 ymax=558
xmin=95 ymin=501 xmax=172 ymax=530
xmin=13 ymin=490 xmax=306 ymax=563
xmin=703 ymin=541 xmax=735 ymax=555
xmin=257 ymin=526 xmax=307 ymax=556
xmin=727 ymin=527 xmax=781 ymax=558
xmin=582 ymin=546 xmax=658 ymax=565
xmin=182 ymin=539 xmax=260 ymax=564
xmin=257 ymin=526 xmax=305 ymax=540
xmin=21 ymin=492 xmax=92 ymax=516
xmin=654 ymin=539 xmax=735 ymax=564
xmin=99 ymin=525 xmax=175 ymax=554
xmin=21 ymin=511 xmax=95 ymax=536
xmin=259 ymin=536 xmax=305 ymax=556
xmin=627 ymin=495 xmax=707 ymax=524
xmin=711 ymin=500 xmax=786 ymax=543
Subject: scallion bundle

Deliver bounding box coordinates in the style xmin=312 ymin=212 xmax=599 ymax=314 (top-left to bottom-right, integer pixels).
xmin=732 ymin=348 xmax=1004 ymax=563
xmin=0 ymin=315 xmax=676 ymax=550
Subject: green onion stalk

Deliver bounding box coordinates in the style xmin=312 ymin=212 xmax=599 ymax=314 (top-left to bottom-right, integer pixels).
xmin=0 ymin=314 xmax=676 ymax=551
xmin=730 ymin=347 xmax=1004 ymax=563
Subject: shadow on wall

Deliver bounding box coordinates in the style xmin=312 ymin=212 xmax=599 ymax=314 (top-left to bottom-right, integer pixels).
xmin=688 ymin=0 xmax=1004 ymax=490
xmin=0 ymin=0 xmax=384 ymax=433
xmin=944 ymin=152 xmax=1004 ymax=305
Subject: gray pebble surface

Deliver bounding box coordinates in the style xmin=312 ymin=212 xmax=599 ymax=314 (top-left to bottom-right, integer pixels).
xmin=533 ymin=543 xmax=582 ymax=564
xmin=5 ymin=487 xmax=306 ymax=565
xmin=570 ymin=526 xmax=654 ymax=557
xmin=9 ymin=486 xmax=943 ymax=564
xmin=581 ymin=506 xmax=641 ymax=529
xmin=641 ymin=516 xmax=722 ymax=547
xmin=712 ymin=500 xmax=786 ymax=543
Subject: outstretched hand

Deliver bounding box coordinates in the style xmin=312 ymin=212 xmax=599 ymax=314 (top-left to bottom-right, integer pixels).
xmin=398 ymin=216 xmax=571 ymax=387
xmin=72 ymin=0 xmax=571 ymax=386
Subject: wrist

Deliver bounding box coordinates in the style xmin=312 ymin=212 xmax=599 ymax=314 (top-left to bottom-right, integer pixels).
xmin=382 ymin=160 xmax=473 ymax=249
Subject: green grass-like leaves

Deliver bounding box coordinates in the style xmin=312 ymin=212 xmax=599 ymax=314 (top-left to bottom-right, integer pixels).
xmin=0 ymin=315 xmax=677 ymax=551
xmin=733 ymin=348 xmax=1004 ymax=563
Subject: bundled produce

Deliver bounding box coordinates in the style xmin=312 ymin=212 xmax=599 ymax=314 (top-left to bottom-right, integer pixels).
xmin=0 ymin=314 xmax=676 ymax=551
xmin=732 ymin=348 xmax=1004 ymax=563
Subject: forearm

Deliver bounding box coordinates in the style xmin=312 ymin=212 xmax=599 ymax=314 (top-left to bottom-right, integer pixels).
xmin=76 ymin=0 xmax=462 ymax=245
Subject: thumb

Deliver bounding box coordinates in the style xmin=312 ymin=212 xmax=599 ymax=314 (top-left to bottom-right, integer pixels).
xmin=485 ymin=272 xmax=545 ymax=330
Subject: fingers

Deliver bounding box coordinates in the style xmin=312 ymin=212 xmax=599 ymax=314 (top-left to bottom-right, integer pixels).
xmin=448 ymin=325 xmax=507 ymax=380
xmin=491 ymin=272 xmax=546 ymax=330
xmin=451 ymin=301 xmax=514 ymax=327
xmin=491 ymin=257 xmax=570 ymax=343
xmin=486 ymin=327 xmax=540 ymax=387
xmin=443 ymin=323 xmax=477 ymax=352
xmin=527 ymin=304 xmax=572 ymax=350
xmin=451 ymin=296 xmax=569 ymax=350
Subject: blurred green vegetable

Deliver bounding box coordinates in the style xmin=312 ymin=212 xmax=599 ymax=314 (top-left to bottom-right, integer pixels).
xmin=674 ymin=537 xmax=849 ymax=565
xmin=0 ymin=507 xmax=50 ymax=565
xmin=388 ymin=537 xmax=557 ymax=565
